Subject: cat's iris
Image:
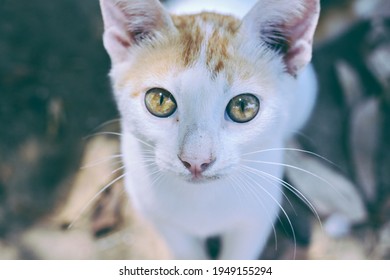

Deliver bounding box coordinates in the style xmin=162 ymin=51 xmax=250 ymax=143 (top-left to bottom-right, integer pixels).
xmin=145 ymin=88 xmax=177 ymax=118
xmin=226 ymin=94 xmax=260 ymax=123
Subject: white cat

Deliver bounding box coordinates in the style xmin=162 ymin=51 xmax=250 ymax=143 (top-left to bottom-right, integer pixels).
xmin=99 ymin=0 xmax=320 ymax=259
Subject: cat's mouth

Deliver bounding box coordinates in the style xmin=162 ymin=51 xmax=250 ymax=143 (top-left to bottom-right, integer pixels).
xmin=184 ymin=174 xmax=221 ymax=184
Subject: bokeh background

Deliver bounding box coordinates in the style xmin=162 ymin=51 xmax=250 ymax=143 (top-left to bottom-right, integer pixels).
xmin=0 ymin=0 xmax=389 ymax=259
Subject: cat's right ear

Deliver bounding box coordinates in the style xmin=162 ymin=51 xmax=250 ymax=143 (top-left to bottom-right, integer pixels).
xmin=241 ymin=0 xmax=320 ymax=76
xmin=100 ymin=0 xmax=175 ymax=64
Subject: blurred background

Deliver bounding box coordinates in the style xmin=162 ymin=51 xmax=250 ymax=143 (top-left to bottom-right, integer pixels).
xmin=0 ymin=0 xmax=389 ymax=259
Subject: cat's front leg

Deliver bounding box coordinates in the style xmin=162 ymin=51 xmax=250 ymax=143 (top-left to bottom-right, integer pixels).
xmin=154 ymin=222 xmax=209 ymax=260
xmin=219 ymin=223 xmax=272 ymax=260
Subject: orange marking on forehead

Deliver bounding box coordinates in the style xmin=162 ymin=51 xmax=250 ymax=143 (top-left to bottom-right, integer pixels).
xmin=172 ymin=15 xmax=203 ymax=67
xmin=173 ymin=13 xmax=240 ymax=74
xmin=196 ymin=12 xmax=240 ymax=34
xmin=206 ymin=30 xmax=229 ymax=77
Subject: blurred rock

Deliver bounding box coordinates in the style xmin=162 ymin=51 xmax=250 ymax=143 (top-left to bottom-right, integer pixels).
xmin=0 ymin=241 xmax=19 ymax=260
xmin=309 ymin=223 xmax=367 ymax=259
xmin=54 ymin=134 xmax=121 ymax=229
xmin=350 ymin=98 xmax=380 ymax=203
xmin=373 ymin=222 xmax=390 ymax=259
xmin=20 ymin=226 xmax=96 ymax=259
xmin=285 ymin=141 xmax=367 ymax=224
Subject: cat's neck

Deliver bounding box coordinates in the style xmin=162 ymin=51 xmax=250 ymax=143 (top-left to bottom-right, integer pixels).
xmin=165 ymin=0 xmax=259 ymax=18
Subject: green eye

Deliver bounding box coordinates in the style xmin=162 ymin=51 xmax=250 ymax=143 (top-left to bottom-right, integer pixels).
xmin=145 ymin=88 xmax=177 ymax=118
xmin=226 ymin=94 xmax=260 ymax=123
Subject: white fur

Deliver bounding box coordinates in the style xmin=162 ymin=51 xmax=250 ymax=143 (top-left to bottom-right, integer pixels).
xmin=100 ymin=0 xmax=319 ymax=259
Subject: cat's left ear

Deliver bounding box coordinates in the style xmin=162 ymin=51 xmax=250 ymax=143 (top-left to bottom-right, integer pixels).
xmin=100 ymin=0 xmax=175 ymax=64
xmin=241 ymin=0 xmax=320 ymax=76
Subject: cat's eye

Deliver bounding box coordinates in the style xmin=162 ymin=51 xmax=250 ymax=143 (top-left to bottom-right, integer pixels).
xmin=226 ymin=94 xmax=260 ymax=123
xmin=145 ymin=88 xmax=177 ymax=118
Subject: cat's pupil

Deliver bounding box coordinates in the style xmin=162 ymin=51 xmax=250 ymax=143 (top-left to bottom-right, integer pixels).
xmin=239 ymin=98 xmax=246 ymax=113
xmin=159 ymin=93 xmax=164 ymax=106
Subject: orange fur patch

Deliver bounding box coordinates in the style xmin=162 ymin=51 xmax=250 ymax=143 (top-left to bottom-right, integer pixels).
xmin=172 ymin=15 xmax=204 ymax=67
xmin=173 ymin=13 xmax=240 ymax=75
xmin=118 ymin=12 xmax=260 ymax=97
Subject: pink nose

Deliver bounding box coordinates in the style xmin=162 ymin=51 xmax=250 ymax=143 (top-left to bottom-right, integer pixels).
xmin=178 ymin=156 xmax=215 ymax=177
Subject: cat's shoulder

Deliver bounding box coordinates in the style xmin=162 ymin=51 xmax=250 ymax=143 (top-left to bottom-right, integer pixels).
xmin=164 ymin=0 xmax=258 ymax=19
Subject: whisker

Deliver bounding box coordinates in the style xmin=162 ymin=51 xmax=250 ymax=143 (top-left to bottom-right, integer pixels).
xmin=239 ymin=165 xmax=296 ymax=215
xmin=241 ymin=164 xmax=322 ymax=228
xmin=147 ymin=165 xmax=164 ymax=178
xmin=242 ymin=159 xmax=339 ymax=197
xmin=235 ymin=169 xmax=280 ymax=252
xmin=140 ymin=149 xmax=155 ymax=154
xmin=242 ymin=147 xmax=336 ymax=167
xmin=139 ymin=152 xmax=155 ymax=159
xmin=84 ymin=129 xmax=156 ymax=152
xmin=81 ymin=154 xmax=123 ymax=169
xmin=140 ymin=161 xmax=160 ymax=171
xmin=83 ymin=131 xmax=122 ymax=140
xmin=260 ymin=170 xmax=322 ymax=229
xmin=151 ymin=173 xmax=164 ymax=187
xmin=227 ymin=174 xmax=247 ymax=212
xmin=92 ymin=118 xmax=121 ymax=132
xmin=239 ymin=168 xmax=297 ymax=259
xmin=81 ymin=154 xmax=155 ymax=171
xmin=132 ymin=137 xmax=155 ymax=149
xmin=67 ymin=173 xmax=126 ymax=230
xmin=111 ymin=165 xmax=125 ymax=175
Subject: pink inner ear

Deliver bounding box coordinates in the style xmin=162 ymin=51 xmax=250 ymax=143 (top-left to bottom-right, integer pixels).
xmin=284 ymin=43 xmax=309 ymax=75
xmin=283 ymin=1 xmax=319 ymax=75
xmin=103 ymin=28 xmax=133 ymax=63
xmin=114 ymin=33 xmax=131 ymax=49
xmin=101 ymin=0 xmax=128 ymax=31
xmin=286 ymin=0 xmax=318 ymax=42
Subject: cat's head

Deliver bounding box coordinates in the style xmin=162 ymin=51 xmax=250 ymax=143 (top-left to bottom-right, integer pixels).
xmin=100 ymin=0 xmax=319 ymax=183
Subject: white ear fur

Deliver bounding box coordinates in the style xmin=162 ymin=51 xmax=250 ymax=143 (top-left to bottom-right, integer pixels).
xmin=99 ymin=0 xmax=175 ymax=63
xmin=241 ymin=0 xmax=320 ymax=76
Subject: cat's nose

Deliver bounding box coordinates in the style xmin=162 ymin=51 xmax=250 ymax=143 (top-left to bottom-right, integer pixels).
xmin=178 ymin=156 xmax=215 ymax=176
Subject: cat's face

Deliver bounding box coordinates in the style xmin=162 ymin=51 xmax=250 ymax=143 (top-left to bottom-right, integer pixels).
xmin=111 ymin=14 xmax=288 ymax=183
xmin=100 ymin=0 xmax=320 ymax=183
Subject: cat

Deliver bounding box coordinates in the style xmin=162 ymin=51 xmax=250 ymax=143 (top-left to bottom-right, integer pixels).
xmin=99 ymin=0 xmax=320 ymax=259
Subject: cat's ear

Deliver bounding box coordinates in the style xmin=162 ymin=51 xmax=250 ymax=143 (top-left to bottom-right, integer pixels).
xmin=241 ymin=0 xmax=320 ymax=76
xmin=99 ymin=0 xmax=175 ymax=63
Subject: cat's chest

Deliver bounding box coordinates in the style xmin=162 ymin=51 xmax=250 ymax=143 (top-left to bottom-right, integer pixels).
xmin=128 ymin=177 xmax=239 ymax=234
xmin=127 ymin=171 xmax=282 ymax=237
